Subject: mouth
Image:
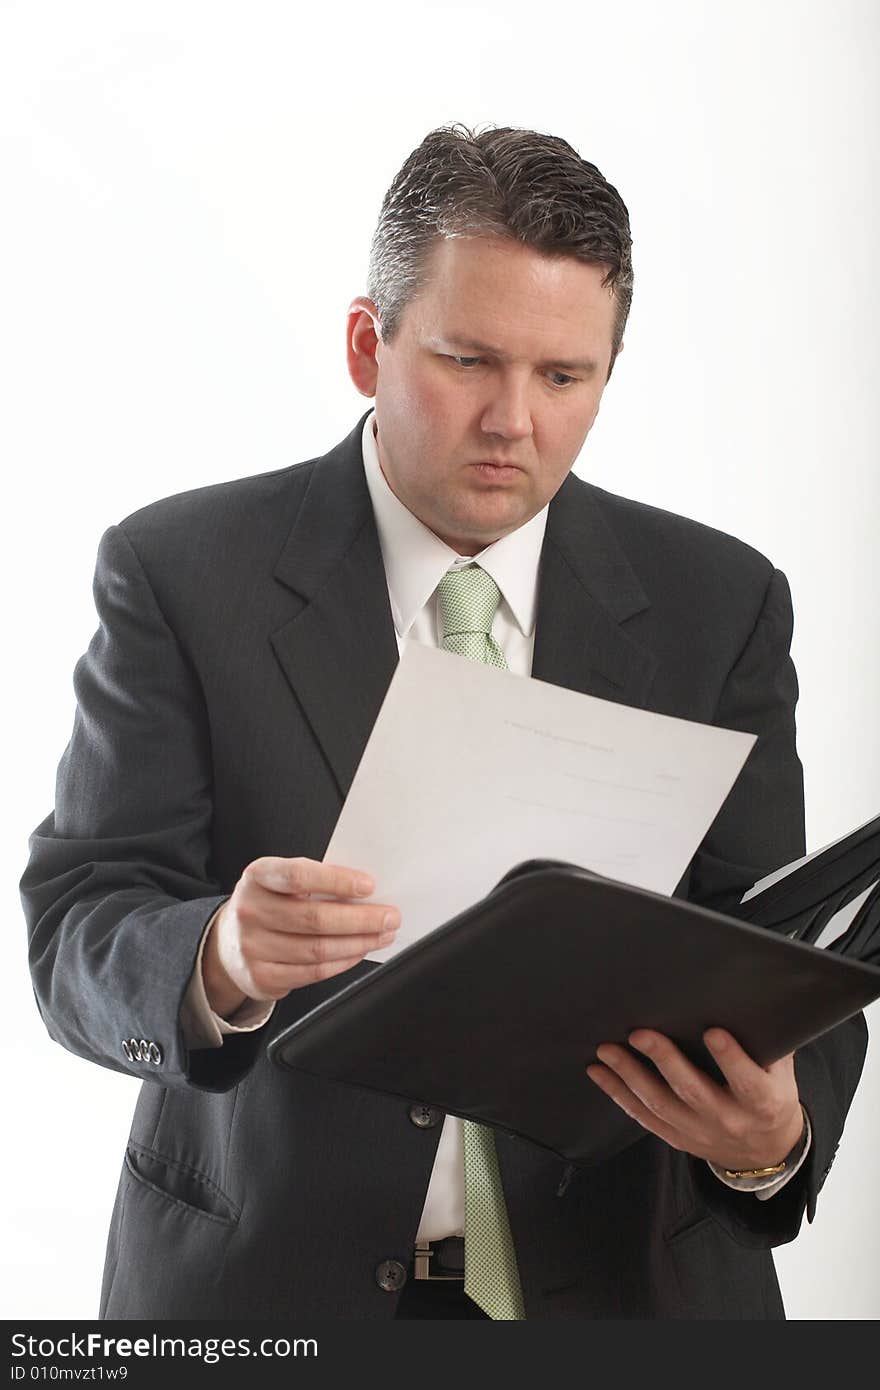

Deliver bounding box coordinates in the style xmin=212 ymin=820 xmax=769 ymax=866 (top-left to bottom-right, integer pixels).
xmin=469 ymin=461 xmax=524 ymax=482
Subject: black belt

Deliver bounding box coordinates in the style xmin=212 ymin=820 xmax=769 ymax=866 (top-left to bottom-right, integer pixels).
xmin=412 ymin=1237 xmax=465 ymax=1281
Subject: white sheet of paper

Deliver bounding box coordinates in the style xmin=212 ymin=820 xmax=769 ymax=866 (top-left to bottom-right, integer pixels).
xmin=324 ymin=642 xmax=756 ymax=961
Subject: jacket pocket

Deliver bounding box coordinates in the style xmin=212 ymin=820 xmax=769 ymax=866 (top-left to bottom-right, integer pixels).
xmin=663 ymin=1203 xmax=714 ymax=1246
xmin=124 ymin=1143 xmax=240 ymax=1226
xmin=662 ymin=1205 xmax=777 ymax=1318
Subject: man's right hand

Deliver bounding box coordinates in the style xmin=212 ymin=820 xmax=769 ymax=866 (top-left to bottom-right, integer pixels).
xmin=202 ymin=857 xmax=399 ymax=1019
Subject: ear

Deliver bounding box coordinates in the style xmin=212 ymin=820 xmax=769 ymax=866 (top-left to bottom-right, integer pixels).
xmin=346 ymin=297 xmax=382 ymax=397
xmin=605 ymin=337 xmax=624 ymax=384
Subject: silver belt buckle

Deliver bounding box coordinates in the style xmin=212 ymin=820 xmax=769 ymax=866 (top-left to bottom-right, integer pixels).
xmin=413 ymin=1239 xmax=464 ymax=1281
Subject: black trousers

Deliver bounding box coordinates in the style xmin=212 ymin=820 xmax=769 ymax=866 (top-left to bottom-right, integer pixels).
xmin=395 ymin=1278 xmax=491 ymax=1319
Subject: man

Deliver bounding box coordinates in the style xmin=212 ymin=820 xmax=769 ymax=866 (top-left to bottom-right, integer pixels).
xmin=21 ymin=124 xmax=867 ymax=1320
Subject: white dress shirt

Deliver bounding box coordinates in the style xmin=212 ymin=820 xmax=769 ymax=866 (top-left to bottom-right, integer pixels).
xmin=181 ymin=408 xmax=810 ymax=1232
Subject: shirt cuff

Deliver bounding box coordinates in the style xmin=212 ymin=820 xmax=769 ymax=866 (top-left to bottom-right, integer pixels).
xmin=706 ymin=1109 xmax=812 ymax=1199
xmin=179 ymin=907 xmax=276 ymax=1050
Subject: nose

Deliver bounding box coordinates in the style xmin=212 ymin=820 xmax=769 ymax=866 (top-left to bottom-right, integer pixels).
xmin=479 ymin=372 xmax=534 ymax=443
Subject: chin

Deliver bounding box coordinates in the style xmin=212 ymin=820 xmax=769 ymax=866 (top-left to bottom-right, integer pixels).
xmin=429 ymin=492 xmax=530 ymax=548
xmin=444 ymin=518 xmax=522 ymax=553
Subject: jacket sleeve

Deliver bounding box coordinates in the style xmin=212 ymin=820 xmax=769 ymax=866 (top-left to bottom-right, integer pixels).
xmin=20 ymin=523 xmax=267 ymax=1092
xmin=683 ymin=566 xmax=868 ymax=1244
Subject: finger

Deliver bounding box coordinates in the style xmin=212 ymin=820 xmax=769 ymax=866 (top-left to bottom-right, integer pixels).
xmin=627 ymin=1030 xmax=726 ymax=1116
xmin=257 ymin=897 xmax=400 ymax=938
xmin=765 ymin=1052 xmax=797 ymax=1080
xmin=592 ymin=1042 xmax=693 ymax=1129
xmin=701 ymin=1029 xmax=789 ymax=1112
xmin=246 ymin=923 xmax=398 ymax=967
xmin=244 ymin=856 xmax=375 ymax=898
xmin=585 ymin=1064 xmax=686 ymax=1150
xmin=248 ymin=952 xmax=382 ymax=999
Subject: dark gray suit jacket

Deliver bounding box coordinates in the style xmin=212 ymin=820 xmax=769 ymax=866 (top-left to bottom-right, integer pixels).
xmin=21 ymin=412 xmax=868 ymax=1319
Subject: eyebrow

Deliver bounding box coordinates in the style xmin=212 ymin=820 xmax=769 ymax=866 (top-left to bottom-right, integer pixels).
xmin=437 ymin=337 xmax=600 ymax=374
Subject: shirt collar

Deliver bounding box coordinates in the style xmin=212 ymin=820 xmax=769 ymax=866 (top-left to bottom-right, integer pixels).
xmin=360 ymin=410 xmax=547 ymax=640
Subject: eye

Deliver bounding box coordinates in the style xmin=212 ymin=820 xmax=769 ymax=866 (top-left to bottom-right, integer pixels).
xmin=547 ymin=371 xmax=577 ymax=388
xmin=449 ymin=355 xmax=483 ymax=369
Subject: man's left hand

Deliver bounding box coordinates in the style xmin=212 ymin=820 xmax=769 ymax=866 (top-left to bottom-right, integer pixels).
xmin=586 ymin=1028 xmax=805 ymax=1171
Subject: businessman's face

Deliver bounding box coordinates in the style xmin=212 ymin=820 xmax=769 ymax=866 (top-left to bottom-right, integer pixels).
xmin=347 ymin=234 xmax=620 ymax=555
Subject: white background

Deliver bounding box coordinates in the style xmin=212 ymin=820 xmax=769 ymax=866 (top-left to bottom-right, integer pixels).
xmin=2 ymin=0 xmax=877 ymax=1321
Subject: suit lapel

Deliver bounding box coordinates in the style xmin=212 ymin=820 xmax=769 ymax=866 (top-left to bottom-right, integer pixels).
xmin=270 ymin=415 xmax=399 ymax=800
xmin=533 ymin=472 xmax=657 ymax=708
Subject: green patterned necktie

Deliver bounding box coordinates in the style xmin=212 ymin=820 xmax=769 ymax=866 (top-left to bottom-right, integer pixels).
xmin=436 ymin=563 xmax=526 ymax=1321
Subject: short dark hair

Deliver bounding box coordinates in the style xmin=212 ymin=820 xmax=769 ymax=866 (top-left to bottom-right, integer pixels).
xmin=367 ymin=123 xmax=634 ymax=378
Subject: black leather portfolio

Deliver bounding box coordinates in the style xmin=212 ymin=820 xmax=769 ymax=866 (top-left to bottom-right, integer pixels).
xmin=268 ymin=816 xmax=880 ymax=1165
